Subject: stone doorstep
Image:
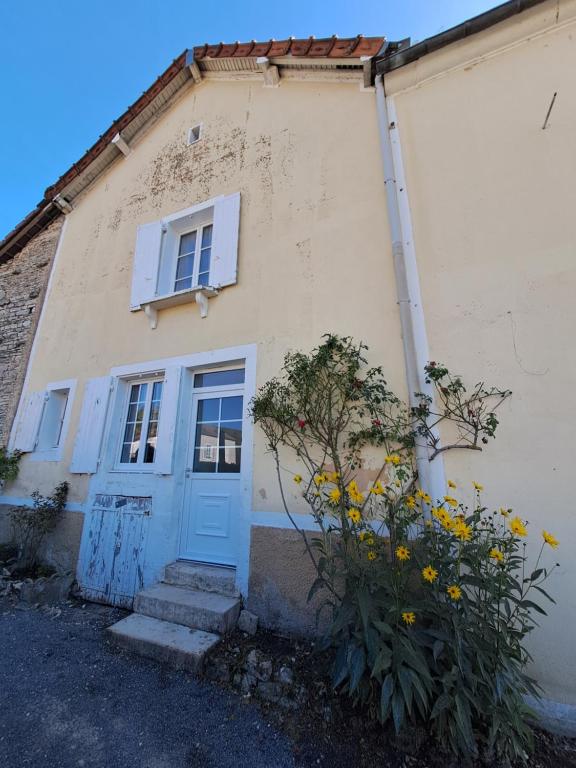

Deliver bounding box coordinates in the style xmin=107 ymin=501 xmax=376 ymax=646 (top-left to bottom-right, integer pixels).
xmin=108 ymin=613 xmax=221 ymax=673
xmin=134 ymin=582 xmax=241 ymax=635
xmin=163 ymin=561 xmax=239 ymax=598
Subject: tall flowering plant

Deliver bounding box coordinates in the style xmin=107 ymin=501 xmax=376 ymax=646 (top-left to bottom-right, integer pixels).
xmin=251 ymin=335 xmax=556 ymax=761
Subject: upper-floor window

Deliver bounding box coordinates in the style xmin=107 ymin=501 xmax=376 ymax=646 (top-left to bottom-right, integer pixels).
xmin=119 ymin=378 xmax=164 ymax=465
xmin=37 ymin=388 xmax=69 ymax=451
xmin=129 ymin=193 xmax=240 ymax=326
xmin=174 ymin=223 xmax=213 ymax=291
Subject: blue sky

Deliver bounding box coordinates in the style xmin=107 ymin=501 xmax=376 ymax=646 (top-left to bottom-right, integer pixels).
xmin=0 ymin=0 xmax=497 ymax=237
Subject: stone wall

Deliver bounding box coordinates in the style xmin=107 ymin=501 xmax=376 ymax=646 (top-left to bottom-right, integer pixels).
xmin=0 ymin=217 xmax=63 ymax=446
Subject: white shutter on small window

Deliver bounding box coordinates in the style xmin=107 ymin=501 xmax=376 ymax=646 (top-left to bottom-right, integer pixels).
xmin=70 ymin=376 xmax=112 ymax=474
xmin=210 ymin=192 xmax=241 ymax=288
xmin=154 ymin=366 xmax=182 ymax=475
xmin=12 ymin=392 xmax=45 ymax=452
xmin=130 ymin=220 xmax=163 ymax=310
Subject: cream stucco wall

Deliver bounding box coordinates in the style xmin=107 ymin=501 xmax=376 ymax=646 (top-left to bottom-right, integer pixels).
xmin=386 ymin=0 xmax=576 ymax=705
xmin=7 ymin=76 xmax=406 ymax=510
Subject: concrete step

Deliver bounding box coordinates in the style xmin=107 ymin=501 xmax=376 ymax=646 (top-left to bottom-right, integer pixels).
xmin=108 ymin=613 xmax=220 ymax=673
xmin=163 ymin=561 xmax=239 ymax=597
xmin=134 ymin=582 xmax=240 ymax=634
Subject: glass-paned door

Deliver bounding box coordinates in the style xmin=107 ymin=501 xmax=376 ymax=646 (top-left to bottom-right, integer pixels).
xmin=179 ymin=376 xmax=244 ymax=566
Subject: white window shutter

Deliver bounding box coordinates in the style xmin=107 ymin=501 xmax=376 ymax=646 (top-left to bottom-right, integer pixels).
xmin=12 ymin=392 xmax=45 ymax=452
xmin=154 ymin=366 xmax=182 ymax=475
xmin=130 ymin=220 xmax=163 ymax=309
xmin=210 ymin=192 xmax=241 ymax=288
xmin=70 ymin=376 xmax=112 ymax=474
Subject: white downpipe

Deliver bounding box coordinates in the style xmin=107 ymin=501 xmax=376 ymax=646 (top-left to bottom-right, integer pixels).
xmin=375 ymin=74 xmax=446 ymax=505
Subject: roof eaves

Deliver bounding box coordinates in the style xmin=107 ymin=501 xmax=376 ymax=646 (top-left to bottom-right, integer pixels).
xmin=375 ymin=0 xmax=550 ymax=75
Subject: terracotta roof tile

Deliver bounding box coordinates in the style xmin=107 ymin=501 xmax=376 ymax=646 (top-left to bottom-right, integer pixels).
xmin=193 ymin=35 xmax=385 ymax=60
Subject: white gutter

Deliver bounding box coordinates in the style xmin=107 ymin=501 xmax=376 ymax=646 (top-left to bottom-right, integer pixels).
xmin=374 ymin=74 xmax=446 ymax=505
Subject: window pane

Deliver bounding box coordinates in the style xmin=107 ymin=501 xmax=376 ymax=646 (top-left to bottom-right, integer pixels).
xmin=197 ymin=398 xmax=220 ymax=422
xmin=193 ymin=369 xmax=245 ymax=387
xmin=175 ymin=253 xmax=194 ymax=282
xmin=143 ymin=381 xmax=163 ymax=464
xmin=199 ymin=248 xmax=211 ymax=273
xmin=198 ymin=271 xmax=210 ymax=286
xmin=174 ymin=276 xmax=193 ymax=292
xmin=219 ymin=446 xmax=241 ymax=473
xmin=201 ymin=224 xmax=213 ymax=248
xmin=119 ymin=383 xmax=147 ymax=464
xmin=220 ymin=396 xmax=243 ymax=421
xmin=219 ymin=421 xmax=242 ymax=447
xmin=179 ymin=231 xmax=197 ymax=256
xmin=193 ymin=447 xmax=217 ymax=473
xmin=195 ymin=422 xmax=218 ymax=449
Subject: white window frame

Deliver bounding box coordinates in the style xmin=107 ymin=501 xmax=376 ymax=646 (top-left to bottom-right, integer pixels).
xmin=116 ymin=373 xmax=165 ymax=471
xmin=30 ymin=378 xmax=77 ymax=463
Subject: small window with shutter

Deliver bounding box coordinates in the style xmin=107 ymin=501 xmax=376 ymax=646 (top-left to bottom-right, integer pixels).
xmin=130 ymin=193 xmax=240 ymax=327
xmin=12 ymin=379 xmax=76 ymax=462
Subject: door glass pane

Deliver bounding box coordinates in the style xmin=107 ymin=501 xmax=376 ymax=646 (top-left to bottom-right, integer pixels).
xmin=195 ymin=422 xmax=219 ymax=461
xmin=196 ymin=398 xmax=220 ymax=423
xmin=193 ymin=369 xmax=245 ymax=388
xmin=219 ymin=446 xmax=241 ymax=473
xmin=220 ymin=396 xmax=243 ymax=421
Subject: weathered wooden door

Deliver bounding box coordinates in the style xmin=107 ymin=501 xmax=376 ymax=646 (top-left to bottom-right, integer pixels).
xmin=76 ymin=494 xmax=151 ymax=608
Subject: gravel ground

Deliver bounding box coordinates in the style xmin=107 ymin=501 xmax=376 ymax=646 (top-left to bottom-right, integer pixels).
xmin=0 ymin=598 xmax=303 ymax=768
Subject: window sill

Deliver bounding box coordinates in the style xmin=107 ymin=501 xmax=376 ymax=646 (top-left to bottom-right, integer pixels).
xmin=140 ymin=285 xmax=219 ymax=329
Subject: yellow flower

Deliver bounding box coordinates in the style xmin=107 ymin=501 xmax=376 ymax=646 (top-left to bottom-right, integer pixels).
xmin=473 ymin=481 xmax=484 ymax=492
xmin=328 ymin=471 xmax=340 ymax=483
xmin=328 ymin=488 xmax=341 ymax=504
xmin=542 ymin=530 xmax=559 ymax=549
xmin=422 ymin=565 xmax=438 ymax=583
xmin=366 ymin=536 xmax=375 ymax=546
xmin=385 ymin=454 xmax=402 ymax=465
xmin=347 ymin=508 xmax=361 ymax=524
xmin=406 ymin=496 xmax=416 ymax=509
xmin=347 ymin=480 xmax=364 ymax=505
xmin=500 ymin=507 xmax=510 ymax=517
xmin=293 ymin=475 xmax=302 ymax=484
xmin=433 ymin=507 xmax=453 ymax=530
xmin=447 ymin=585 xmax=462 ymax=601
xmin=402 ymin=611 xmax=416 ymax=625
xmin=447 ymin=480 xmax=457 ymax=489
xmin=453 ymin=520 xmax=472 ymax=542
xmin=510 ymin=516 xmax=528 ymax=537
xmin=395 ymin=545 xmax=410 ymax=561
xmin=370 ymin=481 xmax=384 ymax=496
xmin=358 ymin=531 xmax=367 ymax=542
xmin=444 ymin=495 xmax=458 ymax=508
xmin=314 ymin=473 xmax=327 ymax=486
xmin=367 ymin=550 xmax=377 ymax=561
xmin=489 ymin=548 xmax=504 ymax=563
xmin=416 ymin=489 xmax=431 ymax=504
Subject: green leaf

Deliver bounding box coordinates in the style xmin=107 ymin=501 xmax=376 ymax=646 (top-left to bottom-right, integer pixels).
xmin=392 ymin=691 xmax=405 ymax=733
xmin=380 ymin=674 xmax=394 ymax=721
xmin=372 ymin=646 xmax=392 ymax=679
xmin=349 ymin=645 xmax=366 ymax=694
xmin=357 ymin=588 xmax=370 ymax=633
xmin=307 ymin=577 xmax=325 ymax=603
xmin=398 ymin=667 xmax=413 ymax=715
xmin=430 ymin=693 xmax=451 ymax=719
xmin=519 ymin=599 xmax=547 ymax=616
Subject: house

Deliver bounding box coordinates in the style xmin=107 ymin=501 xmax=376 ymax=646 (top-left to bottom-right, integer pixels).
xmin=1 ymin=0 xmax=575 ymax=732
